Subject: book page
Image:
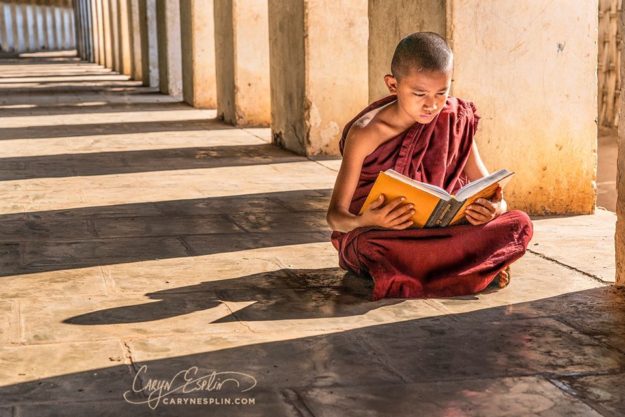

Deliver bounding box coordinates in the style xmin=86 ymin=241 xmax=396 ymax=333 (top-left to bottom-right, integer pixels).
xmin=385 ymin=169 xmax=451 ymax=200
xmin=454 ymin=169 xmax=514 ymax=201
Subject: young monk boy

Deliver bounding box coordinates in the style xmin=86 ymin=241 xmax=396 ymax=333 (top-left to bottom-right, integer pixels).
xmin=326 ymin=32 xmax=533 ymax=300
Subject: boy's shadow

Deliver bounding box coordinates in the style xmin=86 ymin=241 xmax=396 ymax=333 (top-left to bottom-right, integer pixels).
xmin=63 ymin=268 xmax=404 ymax=325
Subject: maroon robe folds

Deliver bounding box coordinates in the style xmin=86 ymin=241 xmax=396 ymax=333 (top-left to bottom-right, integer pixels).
xmin=330 ymin=95 xmax=533 ymax=300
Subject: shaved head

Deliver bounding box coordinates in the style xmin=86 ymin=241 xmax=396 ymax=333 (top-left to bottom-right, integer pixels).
xmin=391 ymin=32 xmax=453 ymax=79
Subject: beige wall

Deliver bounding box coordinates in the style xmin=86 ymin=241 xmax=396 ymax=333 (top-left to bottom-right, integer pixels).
xmin=368 ymin=0 xmax=598 ymax=215
xmin=368 ymin=0 xmax=446 ymax=102
xmin=450 ymin=0 xmax=597 ymax=215
xmin=269 ymin=0 xmax=368 ymax=155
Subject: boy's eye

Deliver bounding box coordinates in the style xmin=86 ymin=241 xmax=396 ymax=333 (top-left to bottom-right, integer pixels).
xmin=413 ymin=92 xmax=447 ymax=97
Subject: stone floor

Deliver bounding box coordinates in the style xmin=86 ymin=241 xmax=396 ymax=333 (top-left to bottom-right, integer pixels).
xmin=0 ymin=54 xmax=623 ymax=417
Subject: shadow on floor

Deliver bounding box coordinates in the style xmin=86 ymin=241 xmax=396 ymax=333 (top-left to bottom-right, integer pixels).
xmin=0 ymin=118 xmax=238 ymax=140
xmin=0 ymin=189 xmax=333 ymax=276
xmin=0 ymin=144 xmax=304 ymax=180
xmin=62 ymin=267 xmax=394 ymax=324
xmin=0 ymin=102 xmax=195 ymax=117
xmin=2 ymin=286 xmax=624 ymax=416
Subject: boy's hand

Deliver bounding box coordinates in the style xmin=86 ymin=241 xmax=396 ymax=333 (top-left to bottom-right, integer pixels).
xmin=465 ymin=186 xmax=505 ymax=226
xmin=359 ymin=194 xmax=415 ymax=230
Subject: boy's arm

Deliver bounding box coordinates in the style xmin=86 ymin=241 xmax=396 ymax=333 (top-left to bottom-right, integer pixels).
xmin=463 ymin=141 xmax=508 ymax=222
xmin=326 ymin=128 xmax=375 ymax=233
xmin=464 ymin=141 xmax=490 ymax=180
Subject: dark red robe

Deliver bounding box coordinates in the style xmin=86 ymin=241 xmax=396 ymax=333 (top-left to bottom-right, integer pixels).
xmin=330 ymin=95 xmax=533 ymax=300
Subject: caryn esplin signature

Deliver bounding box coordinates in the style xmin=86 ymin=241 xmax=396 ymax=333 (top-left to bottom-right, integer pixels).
xmin=123 ymin=364 xmax=257 ymax=410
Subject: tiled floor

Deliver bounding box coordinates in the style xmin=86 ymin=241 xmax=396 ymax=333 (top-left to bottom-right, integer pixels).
xmin=0 ymin=54 xmax=622 ymax=417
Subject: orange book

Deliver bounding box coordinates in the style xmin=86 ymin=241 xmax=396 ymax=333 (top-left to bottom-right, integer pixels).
xmin=358 ymin=169 xmax=515 ymax=228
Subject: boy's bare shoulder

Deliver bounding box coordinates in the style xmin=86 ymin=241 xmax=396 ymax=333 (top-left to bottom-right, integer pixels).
xmin=344 ymin=113 xmax=391 ymax=158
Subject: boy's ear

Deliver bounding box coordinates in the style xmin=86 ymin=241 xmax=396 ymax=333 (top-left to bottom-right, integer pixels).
xmin=384 ymin=74 xmax=398 ymax=93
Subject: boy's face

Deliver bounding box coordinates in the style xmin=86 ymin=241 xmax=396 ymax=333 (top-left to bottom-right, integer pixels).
xmin=384 ymin=69 xmax=452 ymax=124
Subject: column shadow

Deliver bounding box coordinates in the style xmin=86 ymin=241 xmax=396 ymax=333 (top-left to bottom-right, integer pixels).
xmin=0 ymin=189 xmax=334 ymax=277
xmin=0 ymin=144 xmax=303 ymax=180
xmin=0 ymin=286 xmax=623 ymax=416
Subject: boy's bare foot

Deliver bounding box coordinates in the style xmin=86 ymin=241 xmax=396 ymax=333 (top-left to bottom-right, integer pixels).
xmin=496 ymin=266 xmax=511 ymax=288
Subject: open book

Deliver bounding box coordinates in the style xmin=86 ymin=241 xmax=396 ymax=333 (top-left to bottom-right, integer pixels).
xmin=358 ymin=169 xmax=514 ymax=228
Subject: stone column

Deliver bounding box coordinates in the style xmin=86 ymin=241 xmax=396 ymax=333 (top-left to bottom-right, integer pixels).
xmin=9 ymin=1 xmax=22 ymax=53
xmin=368 ymin=0 xmax=597 ymax=215
xmin=0 ymin=3 xmax=7 ymax=53
xmin=35 ymin=2 xmax=45 ymax=51
xmin=74 ymin=0 xmax=84 ymax=57
xmin=110 ymin=0 xmax=121 ymax=71
xmin=94 ymin=0 xmax=104 ymax=64
xmin=215 ymin=0 xmax=270 ymax=126
xmin=102 ymin=0 xmax=113 ymax=68
xmin=42 ymin=3 xmax=52 ymax=51
xmin=617 ymin=7 xmax=624 ymax=286
xmin=128 ymin=0 xmax=144 ymax=81
xmin=84 ymin=0 xmax=94 ymax=61
xmin=54 ymin=3 xmax=64 ymax=49
xmin=146 ymin=0 xmax=159 ymax=87
xmin=66 ymin=0 xmax=76 ymax=50
xmin=180 ymin=0 xmax=216 ymax=108
xmin=118 ymin=0 xmax=132 ymax=75
xmin=156 ymin=0 xmax=182 ymax=98
xmin=25 ymin=1 xmax=37 ymax=51
xmin=268 ymin=0 xmax=368 ymax=153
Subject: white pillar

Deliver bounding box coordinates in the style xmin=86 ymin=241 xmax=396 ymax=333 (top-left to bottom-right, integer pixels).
xmin=102 ymin=0 xmax=114 ymax=68
xmin=129 ymin=0 xmax=149 ymax=82
xmin=180 ymin=0 xmax=217 ymax=108
xmin=10 ymin=2 xmax=22 ymax=53
xmin=146 ymin=0 xmax=159 ymax=87
xmin=156 ymin=0 xmax=182 ymax=98
xmin=110 ymin=0 xmax=121 ymax=70
xmin=25 ymin=1 xmax=37 ymax=51
xmin=55 ymin=5 xmax=64 ymax=50
xmin=268 ymin=0 xmax=368 ymax=153
xmin=94 ymin=0 xmax=104 ymax=64
xmin=118 ymin=0 xmax=132 ymax=75
xmin=215 ymin=0 xmax=271 ymax=126
xmin=0 ymin=3 xmax=7 ymax=53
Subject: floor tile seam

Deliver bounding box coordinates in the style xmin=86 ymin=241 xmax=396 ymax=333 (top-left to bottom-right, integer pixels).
xmin=347 ymin=331 xmax=413 ymax=384
xmin=280 ymin=388 xmax=316 ymax=417
xmin=549 ymin=315 xmax=625 ymax=357
xmin=526 ymin=248 xmax=613 ymax=285
xmin=547 ymin=376 xmax=625 ymax=417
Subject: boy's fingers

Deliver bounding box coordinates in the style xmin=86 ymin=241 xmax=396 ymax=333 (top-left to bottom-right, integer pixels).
xmin=394 ymin=219 xmax=414 ymax=229
xmin=466 ymin=214 xmax=480 ymax=225
xmin=388 ymin=203 xmax=413 ymax=217
xmin=370 ymin=194 xmax=385 ymax=207
xmin=475 ymin=198 xmax=496 ymax=209
xmin=466 ymin=209 xmax=489 ymax=222
xmin=383 ymin=197 xmax=406 ymax=212
xmin=471 ymin=201 xmax=495 ymax=214
xmin=390 ymin=209 xmax=415 ymax=225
